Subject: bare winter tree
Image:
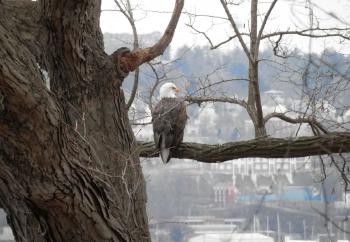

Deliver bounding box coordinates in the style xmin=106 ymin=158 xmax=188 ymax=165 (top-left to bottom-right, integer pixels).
xmin=0 ymin=0 xmax=350 ymax=242
xmin=140 ymin=0 xmax=350 ymax=161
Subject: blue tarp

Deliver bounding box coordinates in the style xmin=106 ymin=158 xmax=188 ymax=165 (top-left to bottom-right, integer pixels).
xmin=237 ymin=187 xmax=336 ymax=202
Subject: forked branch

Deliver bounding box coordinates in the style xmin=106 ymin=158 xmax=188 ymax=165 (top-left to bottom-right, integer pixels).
xmin=264 ymin=112 xmax=328 ymax=134
xmin=113 ymin=0 xmax=184 ymax=76
xmin=186 ymin=23 xmax=250 ymax=50
xmin=256 ymin=0 xmax=278 ymax=51
xmin=219 ymin=0 xmax=252 ymax=63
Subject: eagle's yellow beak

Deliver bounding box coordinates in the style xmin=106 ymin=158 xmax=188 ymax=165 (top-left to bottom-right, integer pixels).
xmin=175 ymin=87 xmax=180 ymax=93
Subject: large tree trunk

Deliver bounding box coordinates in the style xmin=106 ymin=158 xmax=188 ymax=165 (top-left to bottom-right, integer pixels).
xmin=0 ymin=0 xmax=149 ymax=241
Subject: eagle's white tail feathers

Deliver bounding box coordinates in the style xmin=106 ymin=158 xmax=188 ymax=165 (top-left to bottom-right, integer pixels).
xmin=160 ymin=134 xmax=170 ymax=163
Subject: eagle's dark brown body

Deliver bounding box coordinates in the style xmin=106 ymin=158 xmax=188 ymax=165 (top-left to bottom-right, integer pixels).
xmin=152 ymin=98 xmax=187 ymax=163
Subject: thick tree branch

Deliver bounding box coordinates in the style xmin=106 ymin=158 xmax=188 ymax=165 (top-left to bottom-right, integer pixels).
xmin=138 ymin=132 xmax=350 ymax=162
xmin=114 ymin=0 xmax=184 ymax=75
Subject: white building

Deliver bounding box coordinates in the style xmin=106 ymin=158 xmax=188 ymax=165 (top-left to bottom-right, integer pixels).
xmin=189 ymin=232 xmax=274 ymax=242
xmin=231 ymin=157 xmax=313 ymax=184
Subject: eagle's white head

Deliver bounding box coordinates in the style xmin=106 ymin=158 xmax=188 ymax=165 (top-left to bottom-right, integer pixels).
xmin=159 ymin=82 xmax=180 ymax=98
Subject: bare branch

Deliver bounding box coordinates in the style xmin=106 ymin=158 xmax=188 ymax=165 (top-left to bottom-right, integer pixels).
xmin=210 ymin=35 xmax=240 ymax=49
xmin=256 ymin=0 xmax=278 ymax=51
xmin=126 ymin=69 xmax=140 ymax=109
xmin=309 ymin=1 xmax=349 ymax=25
xmin=219 ymin=0 xmax=253 ymax=63
xmin=188 ymin=77 xmax=250 ymax=96
xmin=114 ymin=0 xmax=184 ymax=74
xmin=328 ymin=153 xmax=350 ymax=190
xmin=186 ymin=23 xmax=249 ymax=49
xmin=185 ymin=24 xmax=214 ymax=48
xmin=264 ymin=112 xmax=328 ymax=134
xmin=271 ymin=34 xmax=287 ymax=58
xmin=138 ymin=132 xmax=350 ymax=162
xmin=147 ymin=63 xmax=165 ymax=110
xmin=262 ymin=27 xmax=350 ymax=40
xmin=114 ymin=0 xmax=141 ymax=109
xmin=116 ymin=9 xmax=229 ymax=21
xmin=185 ymin=95 xmax=248 ymax=109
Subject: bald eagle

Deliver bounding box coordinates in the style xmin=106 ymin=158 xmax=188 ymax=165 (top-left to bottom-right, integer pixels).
xmin=152 ymin=83 xmax=187 ymax=163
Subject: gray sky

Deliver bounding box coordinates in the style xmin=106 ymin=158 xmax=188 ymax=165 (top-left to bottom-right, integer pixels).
xmin=100 ymin=0 xmax=350 ymax=53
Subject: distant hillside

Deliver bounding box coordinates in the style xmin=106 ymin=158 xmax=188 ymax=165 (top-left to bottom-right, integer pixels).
xmin=103 ymin=32 xmax=350 ymax=142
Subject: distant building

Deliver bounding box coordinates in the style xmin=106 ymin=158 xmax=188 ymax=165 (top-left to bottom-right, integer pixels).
xmin=233 ymin=157 xmax=312 ymax=176
xmin=231 ymin=157 xmax=313 ymax=187
xmin=213 ymin=182 xmax=235 ymax=207
xmin=335 ymin=191 xmax=350 ymax=208
xmin=285 ymin=236 xmax=317 ymax=242
xmin=188 ymin=232 xmax=274 ymax=242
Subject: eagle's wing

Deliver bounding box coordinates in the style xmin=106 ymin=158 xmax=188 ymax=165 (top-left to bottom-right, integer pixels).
xmin=173 ymin=100 xmax=187 ymax=147
xmin=152 ymin=99 xmax=172 ymax=148
xmin=152 ymin=98 xmax=187 ymax=163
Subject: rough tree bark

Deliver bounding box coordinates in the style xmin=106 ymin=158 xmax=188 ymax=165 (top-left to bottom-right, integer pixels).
xmin=0 ymin=0 xmax=184 ymax=241
xmin=0 ymin=0 xmax=149 ymax=241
